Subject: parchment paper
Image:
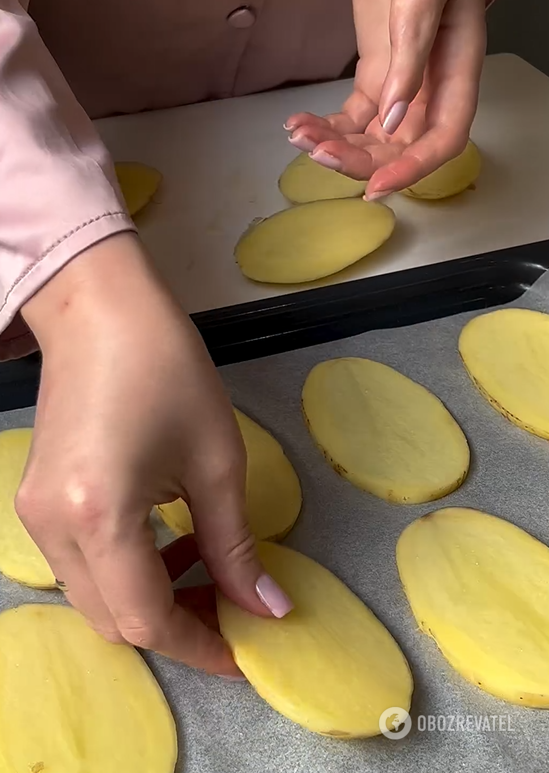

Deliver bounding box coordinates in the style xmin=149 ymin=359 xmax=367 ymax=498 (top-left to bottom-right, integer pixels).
xmin=4 ymin=271 xmax=549 ymax=773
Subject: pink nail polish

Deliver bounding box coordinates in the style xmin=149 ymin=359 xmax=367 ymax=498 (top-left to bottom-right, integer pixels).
xmin=382 ymin=101 xmax=409 ymax=135
xmin=283 ymin=122 xmax=296 ymax=131
xmin=256 ymin=574 xmax=294 ymax=618
xmin=215 ymin=674 xmax=247 ymax=681
xmin=288 ymin=135 xmax=317 ymax=153
xmin=309 ymin=150 xmax=342 ymax=172
xmin=364 ymin=190 xmax=392 ymax=202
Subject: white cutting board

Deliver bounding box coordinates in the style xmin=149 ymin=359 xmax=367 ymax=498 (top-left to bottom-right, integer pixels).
xmin=95 ymin=53 xmax=549 ymax=315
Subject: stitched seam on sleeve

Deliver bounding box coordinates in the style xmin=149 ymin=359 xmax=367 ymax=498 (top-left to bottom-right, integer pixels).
xmin=0 ymin=210 xmax=132 ymax=315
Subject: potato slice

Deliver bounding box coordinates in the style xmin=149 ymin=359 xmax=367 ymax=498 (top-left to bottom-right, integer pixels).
xmin=459 ymin=308 xmax=549 ymax=439
xmin=397 ymin=507 xmax=549 ymax=707
xmin=0 ymin=604 xmax=177 ymax=771
xmin=115 ymin=161 xmax=162 ymax=216
xmin=278 ymin=152 xmax=366 ymax=204
xmin=0 ymin=428 xmax=55 ymax=588
xmin=157 ymin=408 xmax=302 ymax=541
xmin=302 ymin=358 xmax=469 ymax=504
xmin=218 ymin=541 xmax=413 ymax=737
xmin=235 ymin=198 xmax=395 ymax=284
xmin=401 ymin=140 xmax=481 ymax=200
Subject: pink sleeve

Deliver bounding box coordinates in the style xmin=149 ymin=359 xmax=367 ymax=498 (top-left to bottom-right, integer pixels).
xmin=0 ymin=0 xmax=136 ymax=358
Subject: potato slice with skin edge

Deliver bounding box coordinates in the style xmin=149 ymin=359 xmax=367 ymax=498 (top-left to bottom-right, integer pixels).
xmin=396 ymin=507 xmax=549 ymax=707
xmin=235 ymin=198 xmax=395 ymax=284
xmin=218 ymin=541 xmax=413 ymax=737
xmin=278 ymin=152 xmax=367 ymax=204
xmin=0 ymin=604 xmax=177 ymax=772
xmin=401 ymin=140 xmax=481 ymax=200
xmin=302 ymin=358 xmax=470 ymax=504
xmin=0 ymin=428 xmax=55 ymax=588
xmin=114 ymin=161 xmax=162 ymax=216
xmin=157 ymin=408 xmax=302 ymax=541
xmin=459 ymin=308 xmax=549 ymax=439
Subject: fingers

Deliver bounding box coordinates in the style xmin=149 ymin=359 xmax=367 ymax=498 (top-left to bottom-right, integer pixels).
xmin=307 ymin=138 xmax=405 ymax=182
xmin=82 ymin=515 xmax=242 ymax=676
xmin=188 ymin=477 xmax=294 ymax=620
xmin=378 ymin=0 xmax=448 ymax=133
xmin=285 ymin=89 xmax=379 ymax=153
xmin=367 ymin=0 xmax=486 ymax=195
xmin=15 ymin=486 xmax=124 ymax=643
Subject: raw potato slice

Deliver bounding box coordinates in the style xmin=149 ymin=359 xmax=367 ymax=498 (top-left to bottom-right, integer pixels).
xmin=115 ymin=161 xmax=162 ymax=216
xmin=459 ymin=308 xmax=549 ymax=439
xmin=302 ymin=358 xmax=469 ymax=504
xmin=218 ymin=541 xmax=413 ymax=737
xmin=235 ymin=198 xmax=395 ymax=284
xmin=0 ymin=429 xmax=55 ymax=588
xmin=0 ymin=604 xmax=177 ymax=772
xmin=278 ymin=152 xmax=366 ymax=204
xmin=401 ymin=140 xmax=481 ymax=200
xmin=157 ymin=408 xmax=302 ymax=541
xmin=397 ymin=507 xmax=549 ymax=707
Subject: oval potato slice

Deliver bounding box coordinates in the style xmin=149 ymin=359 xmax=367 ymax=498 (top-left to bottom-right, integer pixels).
xmin=235 ymin=198 xmax=395 ymax=284
xmin=397 ymin=507 xmax=549 ymax=707
xmin=0 ymin=604 xmax=177 ymax=771
xmin=0 ymin=428 xmax=55 ymax=588
xmin=278 ymin=152 xmax=366 ymax=204
xmin=302 ymin=358 xmax=469 ymax=504
xmin=218 ymin=541 xmax=413 ymax=737
xmin=401 ymin=140 xmax=481 ymax=200
xmin=459 ymin=308 xmax=549 ymax=439
xmin=115 ymin=161 xmax=162 ymax=216
xmin=157 ymin=408 xmax=302 ymax=541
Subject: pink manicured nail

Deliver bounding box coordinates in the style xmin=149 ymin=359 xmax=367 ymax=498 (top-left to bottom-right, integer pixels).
xmin=382 ymin=101 xmax=409 ymax=135
xmin=283 ymin=121 xmax=296 ymax=131
xmin=256 ymin=574 xmax=294 ymax=618
xmin=309 ymin=149 xmax=342 ymax=172
xmin=288 ymin=135 xmax=317 ymax=153
xmin=364 ymin=190 xmax=393 ymax=202
xmin=216 ymin=674 xmax=247 ymax=681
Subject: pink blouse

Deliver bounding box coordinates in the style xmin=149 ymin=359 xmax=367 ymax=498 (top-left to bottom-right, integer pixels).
xmin=0 ymin=0 xmax=495 ymax=361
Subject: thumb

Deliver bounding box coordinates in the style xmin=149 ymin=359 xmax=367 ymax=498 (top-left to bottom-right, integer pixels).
xmin=379 ymin=0 xmax=448 ymax=134
xmin=188 ymin=481 xmax=294 ymax=620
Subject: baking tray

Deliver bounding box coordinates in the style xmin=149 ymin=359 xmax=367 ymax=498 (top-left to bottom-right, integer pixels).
xmin=3 ymin=239 xmax=549 ymax=773
xmin=1 ymin=238 xmax=549 ymax=413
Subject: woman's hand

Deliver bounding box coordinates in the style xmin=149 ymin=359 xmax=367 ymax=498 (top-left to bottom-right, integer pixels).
xmin=285 ymin=0 xmax=487 ymax=198
xmin=16 ymin=233 xmax=293 ymax=676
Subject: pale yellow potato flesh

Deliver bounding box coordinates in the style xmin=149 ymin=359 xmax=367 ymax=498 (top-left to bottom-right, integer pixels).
xmin=278 ymin=152 xmax=366 ymax=204
xmin=0 ymin=429 xmax=55 ymax=588
xmin=218 ymin=541 xmax=413 ymax=737
xmin=459 ymin=308 xmax=549 ymax=439
xmin=114 ymin=161 xmax=162 ymax=216
xmin=302 ymin=358 xmax=470 ymax=504
xmin=401 ymin=140 xmax=481 ymax=200
xmin=0 ymin=604 xmax=177 ymax=772
xmin=235 ymin=198 xmax=395 ymax=284
xmin=397 ymin=507 xmax=549 ymax=707
xmin=157 ymin=408 xmax=302 ymax=541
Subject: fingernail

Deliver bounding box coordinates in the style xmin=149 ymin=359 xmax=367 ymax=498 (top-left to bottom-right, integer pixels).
xmin=382 ymin=101 xmax=409 ymax=135
xmin=288 ymin=134 xmax=317 ymax=153
xmin=283 ymin=121 xmax=296 ymax=131
xmin=364 ymin=190 xmax=393 ymax=202
xmin=309 ymin=149 xmax=342 ymax=172
xmin=256 ymin=574 xmax=294 ymax=618
xmin=215 ymin=674 xmax=247 ymax=681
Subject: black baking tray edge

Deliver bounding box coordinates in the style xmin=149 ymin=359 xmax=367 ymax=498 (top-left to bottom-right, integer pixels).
xmin=2 ymin=238 xmax=549 ymax=413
